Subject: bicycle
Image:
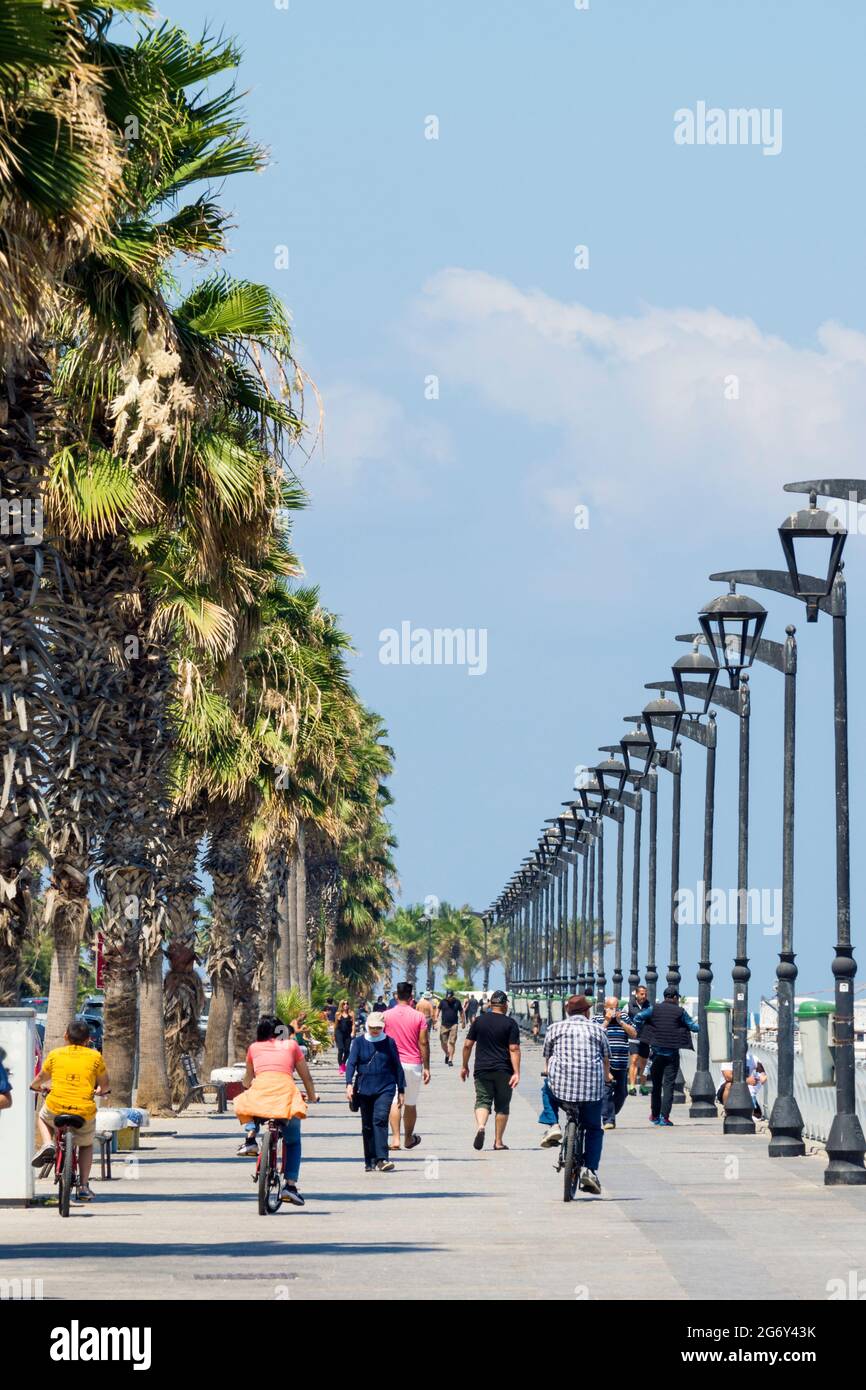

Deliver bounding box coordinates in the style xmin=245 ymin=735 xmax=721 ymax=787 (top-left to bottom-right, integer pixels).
xmin=555 ymin=1103 xmax=586 ymax=1203
xmin=254 ymin=1118 xmax=285 ymax=1215
xmin=52 ymin=1113 xmax=84 ymax=1217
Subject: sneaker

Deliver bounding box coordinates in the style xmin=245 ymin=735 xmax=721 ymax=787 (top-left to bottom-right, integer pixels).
xmin=473 ymin=1128 xmax=485 ymax=1151
xmin=628 ymin=1087 xmax=637 ymax=1097
xmin=31 ymin=1143 xmax=55 ymax=1168
xmin=364 ymin=1164 xmax=374 ymax=1172
xmin=579 ymin=1167 xmax=602 ymax=1195
xmin=375 ymin=1159 xmax=395 ymax=1172
xmin=658 ymin=1116 xmax=674 ymax=1127
xmin=639 ymin=1084 xmax=650 ymax=1095
xmin=237 ymin=1140 xmax=259 ymax=1157
xmin=603 ymin=1121 xmax=616 ymax=1130
xmin=540 ymin=1124 xmax=562 ymax=1148
xmin=281 ymin=1182 xmax=305 ymax=1206
xmin=75 ymin=1185 xmax=94 ymax=1203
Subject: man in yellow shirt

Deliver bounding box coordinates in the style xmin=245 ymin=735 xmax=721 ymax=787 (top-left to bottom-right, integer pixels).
xmin=30 ymin=1019 xmax=110 ymax=1202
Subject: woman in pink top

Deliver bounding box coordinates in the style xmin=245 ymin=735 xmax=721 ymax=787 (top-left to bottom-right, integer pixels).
xmin=237 ymin=1016 xmax=319 ymax=1205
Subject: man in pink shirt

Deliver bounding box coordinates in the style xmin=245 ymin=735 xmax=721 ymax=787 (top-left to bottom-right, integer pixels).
xmin=384 ymin=981 xmax=430 ymax=1149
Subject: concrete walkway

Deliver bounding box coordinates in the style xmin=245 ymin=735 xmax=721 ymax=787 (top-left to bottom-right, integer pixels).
xmin=4 ymin=1035 xmax=866 ymax=1301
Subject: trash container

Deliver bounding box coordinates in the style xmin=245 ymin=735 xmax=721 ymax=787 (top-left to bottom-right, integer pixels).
xmin=706 ymin=998 xmax=732 ymax=1062
xmin=797 ymin=999 xmax=835 ymax=1087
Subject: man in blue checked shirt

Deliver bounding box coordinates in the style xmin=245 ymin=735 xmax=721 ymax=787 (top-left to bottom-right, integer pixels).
xmin=542 ymin=995 xmax=612 ymax=1195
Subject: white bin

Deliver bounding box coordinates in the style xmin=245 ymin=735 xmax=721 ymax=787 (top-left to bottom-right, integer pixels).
xmin=798 ymin=1000 xmax=835 ymax=1087
xmin=706 ymin=999 xmax=732 ymax=1062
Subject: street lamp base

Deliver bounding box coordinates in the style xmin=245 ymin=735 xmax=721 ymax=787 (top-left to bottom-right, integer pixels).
xmin=768 ymin=1134 xmax=806 ymax=1158
xmin=723 ymin=1081 xmax=756 ymax=1135
xmin=723 ymin=1116 xmax=756 ymax=1135
xmin=767 ymin=1094 xmax=805 ymax=1157
xmin=688 ymin=1068 xmax=717 ymax=1117
xmin=825 ymin=1112 xmax=866 ymax=1185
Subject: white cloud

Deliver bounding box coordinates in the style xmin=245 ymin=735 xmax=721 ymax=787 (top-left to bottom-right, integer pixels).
xmin=408 ymin=269 xmax=866 ymax=536
xmin=300 ymin=382 xmax=453 ymax=503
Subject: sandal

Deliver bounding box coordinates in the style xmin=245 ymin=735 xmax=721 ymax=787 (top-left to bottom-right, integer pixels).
xmin=404 ymin=1134 xmax=422 ymax=1149
xmin=493 ymin=1144 xmax=509 ymax=1151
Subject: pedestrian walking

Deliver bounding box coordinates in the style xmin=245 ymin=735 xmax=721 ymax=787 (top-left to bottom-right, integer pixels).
xmin=530 ymin=999 xmax=542 ymax=1042
xmin=334 ymin=1000 xmax=354 ymax=1073
xmin=461 ymin=989 xmax=520 ymax=1151
xmin=632 ymin=987 xmax=699 ymax=1126
xmin=542 ymin=995 xmax=612 ymax=1194
xmin=599 ymin=996 xmax=637 ymax=1129
xmin=626 ymin=985 xmax=651 ymax=1096
xmin=464 ymin=994 xmax=479 ymax=1027
xmin=438 ymin=989 xmax=461 ymax=1065
xmin=345 ymin=1013 xmax=406 ymax=1172
xmin=383 ymin=981 xmax=430 ymax=1149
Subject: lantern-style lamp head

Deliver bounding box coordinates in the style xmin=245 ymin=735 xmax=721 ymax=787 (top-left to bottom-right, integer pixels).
xmin=620 ymin=723 xmax=654 ymax=780
xmin=779 ymin=490 xmax=847 ymax=623
xmin=594 ymin=756 xmax=628 ymax=801
xmin=672 ymin=641 xmax=719 ymax=713
xmin=642 ymin=697 xmax=683 ymax=751
xmin=699 ymin=583 xmax=767 ymax=688
xmin=573 ymin=767 xmax=602 ymax=815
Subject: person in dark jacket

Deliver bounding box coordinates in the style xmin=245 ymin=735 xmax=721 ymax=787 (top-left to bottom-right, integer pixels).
xmin=633 ymin=987 xmax=699 ymax=1126
xmin=345 ymin=1012 xmax=406 ymax=1171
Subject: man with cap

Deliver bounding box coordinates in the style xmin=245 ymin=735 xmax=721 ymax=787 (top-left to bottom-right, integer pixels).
xmin=461 ymin=990 xmax=521 ymax=1150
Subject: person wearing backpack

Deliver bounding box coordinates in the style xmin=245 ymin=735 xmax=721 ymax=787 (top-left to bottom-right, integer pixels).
xmin=345 ymin=1012 xmax=406 ymax=1171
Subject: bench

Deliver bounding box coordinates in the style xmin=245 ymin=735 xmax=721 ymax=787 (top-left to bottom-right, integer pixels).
xmin=175 ymin=1053 xmax=227 ymax=1115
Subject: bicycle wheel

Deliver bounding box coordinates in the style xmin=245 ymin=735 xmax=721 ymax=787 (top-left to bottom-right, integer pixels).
xmin=562 ymin=1119 xmax=579 ymax=1202
xmin=257 ymin=1128 xmax=273 ymax=1215
xmin=59 ymin=1132 xmax=74 ymax=1218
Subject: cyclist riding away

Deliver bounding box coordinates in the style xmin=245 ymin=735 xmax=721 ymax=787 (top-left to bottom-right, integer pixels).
xmin=235 ymin=1015 xmax=319 ymax=1206
xmin=542 ymin=994 xmax=611 ymax=1195
xmin=29 ymin=1019 xmax=109 ymax=1202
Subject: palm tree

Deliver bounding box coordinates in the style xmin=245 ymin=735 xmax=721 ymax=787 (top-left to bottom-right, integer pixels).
xmin=432 ymin=903 xmax=483 ymax=988
xmin=384 ymin=906 xmax=428 ymax=991
xmin=0 ymin=0 xmax=146 ymax=1002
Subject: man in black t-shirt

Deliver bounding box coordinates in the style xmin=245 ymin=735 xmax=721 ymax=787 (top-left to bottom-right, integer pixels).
xmin=438 ymin=990 xmax=461 ymax=1065
xmin=461 ymin=990 xmax=521 ymax=1152
xmin=464 ymin=995 xmax=479 ymax=1026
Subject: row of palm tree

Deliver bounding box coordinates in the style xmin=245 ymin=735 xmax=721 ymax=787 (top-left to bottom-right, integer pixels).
xmin=383 ymin=904 xmax=506 ymax=993
xmin=0 ymin=2 xmax=396 ymax=1110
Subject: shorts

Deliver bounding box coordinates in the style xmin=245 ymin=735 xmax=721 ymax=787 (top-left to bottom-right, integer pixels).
xmin=473 ymin=1070 xmax=513 ymax=1115
xmin=40 ymin=1105 xmax=96 ymax=1147
xmin=402 ymin=1063 xmax=424 ymax=1107
xmin=440 ymin=1024 xmax=458 ymax=1049
xmin=628 ymin=1039 xmax=650 ymax=1059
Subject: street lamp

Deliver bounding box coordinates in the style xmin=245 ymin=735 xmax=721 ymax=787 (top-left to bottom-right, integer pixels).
xmin=420 ymin=912 xmax=433 ymax=993
xmin=778 ymin=490 xmax=845 ymax=622
xmin=709 ymin=477 xmax=866 ymax=1182
xmin=699 ymin=584 xmax=767 ymax=688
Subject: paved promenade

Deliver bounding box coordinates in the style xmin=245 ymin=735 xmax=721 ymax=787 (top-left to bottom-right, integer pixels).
xmin=4 ymin=1038 xmax=866 ymax=1301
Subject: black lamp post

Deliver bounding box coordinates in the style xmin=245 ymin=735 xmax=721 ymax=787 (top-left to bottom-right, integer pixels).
xmin=420 ymin=912 xmax=433 ymax=993
xmin=677 ymin=621 xmax=805 ymax=1151
xmin=650 ymin=585 xmax=766 ymax=1134
xmin=711 ymin=478 xmax=866 ymax=1183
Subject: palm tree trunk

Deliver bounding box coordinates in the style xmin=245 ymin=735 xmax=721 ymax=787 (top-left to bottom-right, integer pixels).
xmin=406 ymin=947 xmax=418 ymax=992
xmin=0 ymin=811 xmax=34 ymax=1004
xmin=101 ymin=904 xmax=140 ymax=1106
xmin=136 ymin=950 xmax=173 ymax=1112
xmin=162 ymin=810 xmax=205 ymax=1104
xmin=293 ymin=825 xmax=308 ymax=996
xmin=43 ymin=849 xmax=90 ymax=1051
xmin=202 ymin=803 xmax=246 ymax=1071
xmin=204 ymin=978 xmax=234 ymax=1073
xmin=277 ymin=875 xmax=292 ymax=992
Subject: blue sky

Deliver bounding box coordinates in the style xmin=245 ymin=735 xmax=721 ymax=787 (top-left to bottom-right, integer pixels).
xmin=164 ymin=0 xmax=866 ymax=999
